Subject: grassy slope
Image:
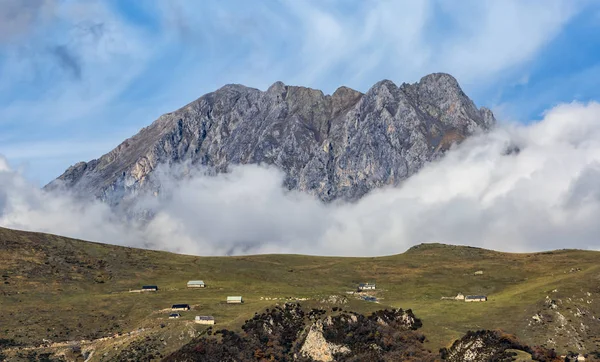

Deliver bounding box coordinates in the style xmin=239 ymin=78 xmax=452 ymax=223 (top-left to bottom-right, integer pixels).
xmin=1 ymin=227 xmax=599 ymax=359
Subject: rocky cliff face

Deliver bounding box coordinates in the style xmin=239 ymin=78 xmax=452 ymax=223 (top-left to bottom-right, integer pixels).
xmin=47 ymin=73 xmax=495 ymax=207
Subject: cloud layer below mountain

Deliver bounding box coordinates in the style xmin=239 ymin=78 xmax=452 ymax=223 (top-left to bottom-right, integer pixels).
xmin=2 ymin=101 xmax=600 ymax=256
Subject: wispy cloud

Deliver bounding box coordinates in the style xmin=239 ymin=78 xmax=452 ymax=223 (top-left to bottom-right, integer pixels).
xmin=143 ymin=0 xmax=586 ymax=93
xmin=0 ymin=0 xmax=596 ymax=185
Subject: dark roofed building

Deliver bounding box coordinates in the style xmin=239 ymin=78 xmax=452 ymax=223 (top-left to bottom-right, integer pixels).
xmin=358 ymin=283 xmax=376 ymax=291
xmin=172 ymin=304 xmax=191 ymax=311
xmin=465 ymin=295 xmax=487 ymax=302
xmin=142 ymin=285 xmax=158 ymax=292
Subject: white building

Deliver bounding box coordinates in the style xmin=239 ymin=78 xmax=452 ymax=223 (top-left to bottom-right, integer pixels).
xmin=195 ymin=316 xmax=215 ymax=325
xmin=227 ymin=296 xmax=243 ymax=304
xmin=187 ymin=280 xmax=205 ymax=288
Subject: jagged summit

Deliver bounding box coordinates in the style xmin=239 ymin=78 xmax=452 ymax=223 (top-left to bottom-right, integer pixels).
xmin=419 ymin=72 xmax=461 ymax=86
xmin=46 ymin=73 xmax=496 ymax=208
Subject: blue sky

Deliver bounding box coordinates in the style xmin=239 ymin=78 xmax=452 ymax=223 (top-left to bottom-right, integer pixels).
xmin=1 ymin=0 xmax=600 ymax=185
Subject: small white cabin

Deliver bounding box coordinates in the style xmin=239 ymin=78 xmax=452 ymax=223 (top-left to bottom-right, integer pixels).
xmin=227 ymin=296 xmax=243 ymax=304
xmin=187 ymin=280 xmax=205 ymax=288
xmin=195 ymin=316 xmax=215 ymax=325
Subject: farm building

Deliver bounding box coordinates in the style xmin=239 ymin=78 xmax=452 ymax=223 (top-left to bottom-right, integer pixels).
xmin=169 ymin=313 xmax=181 ymax=319
xmin=358 ymin=283 xmax=376 ymax=291
xmin=226 ymin=296 xmax=243 ymax=304
xmin=474 ymin=270 xmax=484 ymax=276
xmin=465 ymin=295 xmax=487 ymax=302
xmin=187 ymin=280 xmax=205 ymax=288
xmin=195 ymin=316 xmax=215 ymax=325
xmin=171 ymin=304 xmax=191 ymax=311
xmin=141 ymin=285 xmax=158 ymax=292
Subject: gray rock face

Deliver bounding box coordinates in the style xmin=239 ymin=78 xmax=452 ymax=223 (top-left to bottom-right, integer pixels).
xmin=46 ymin=73 xmax=495 ymax=207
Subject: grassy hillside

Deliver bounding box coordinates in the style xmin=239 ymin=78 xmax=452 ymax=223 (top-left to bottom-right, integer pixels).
xmin=1 ymin=227 xmax=599 ymax=361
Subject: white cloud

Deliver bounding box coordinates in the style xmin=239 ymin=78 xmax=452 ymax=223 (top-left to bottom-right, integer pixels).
xmin=2 ymin=102 xmax=600 ymax=256
xmin=437 ymin=0 xmax=576 ymax=83
xmin=0 ymin=0 xmax=589 ymax=184
xmin=143 ymin=0 xmax=582 ymax=94
xmin=0 ymin=156 xmax=10 ymax=172
xmin=280 ymin=0 xmax=580 ymax=90
xmin=0 ymin=156 xmax=145 ymax=245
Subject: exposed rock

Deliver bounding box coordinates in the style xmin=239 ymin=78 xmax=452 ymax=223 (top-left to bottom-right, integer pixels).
xmin=299 ymin=319 xmax=350 ymax=362
xmin=526 ymin=291 xmax=600 ymax=353
xmin=47 ymin=73 xmax=495 ymax=210
xmin=440 ymin=330 xmax=556 ymax=362
xmin=163 ymin=304 xmax=434 ymax=361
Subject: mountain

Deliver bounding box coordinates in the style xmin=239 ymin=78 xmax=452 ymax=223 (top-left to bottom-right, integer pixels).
xmin=46 ymin=73 xmax=495 ymax=207
xmin=1 ymin=226 xmax=599 ymax=361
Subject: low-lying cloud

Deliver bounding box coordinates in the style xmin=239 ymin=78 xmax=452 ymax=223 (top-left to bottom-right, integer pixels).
xmin=2 ymin=102 xmax=600 ymax=256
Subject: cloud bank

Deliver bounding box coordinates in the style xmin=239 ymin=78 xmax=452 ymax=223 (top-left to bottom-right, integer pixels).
xmin=2 ymin=102 xmax=600 ymax=256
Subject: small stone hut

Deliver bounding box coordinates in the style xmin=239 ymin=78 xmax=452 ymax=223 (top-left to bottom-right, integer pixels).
xmin=187 ymin=280 xmax=205 ymax=288
xmin=195 ymin=316 xmax=215 ymax=325
xmin=227 ymin=296 xmax=243 ymax=304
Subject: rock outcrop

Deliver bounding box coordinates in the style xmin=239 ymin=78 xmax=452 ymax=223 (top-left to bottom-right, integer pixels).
xmin=47 ymin=73 xmax=495 ymax=208
xmin=163 ymin=303 xmax=435 ymax=362
xmin=439 ymin=330 xmax=559 ymax=362
xmin=526 ymin=289 xmax=600 ymax=353
xmin=299 ymin=319 xmax=350 ymax=362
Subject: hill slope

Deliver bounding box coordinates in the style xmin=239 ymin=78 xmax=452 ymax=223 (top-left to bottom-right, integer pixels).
xmin=1 ymin=227 xmax=599 ymax=361
xmin=46 ymin=73 xmax=495 ymax=208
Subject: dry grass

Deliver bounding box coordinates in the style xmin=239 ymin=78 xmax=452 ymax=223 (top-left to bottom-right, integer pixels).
xmin=1 ymin=227 xmax=599 ymax=360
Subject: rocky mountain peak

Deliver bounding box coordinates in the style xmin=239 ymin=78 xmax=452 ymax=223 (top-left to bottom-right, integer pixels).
xmin=266 ymin=80 xmax=287 ymax=100
xmin=47 ymin=73 xmax=496 ymax=209
xmin=418 ymin=72 xmax=461 ymax=89
xmin=369 ymin=79 xmax=398 ymax=93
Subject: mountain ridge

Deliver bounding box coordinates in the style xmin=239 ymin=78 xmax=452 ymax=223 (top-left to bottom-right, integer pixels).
xmin=46 ymin=73 xmax=495 ymax=208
